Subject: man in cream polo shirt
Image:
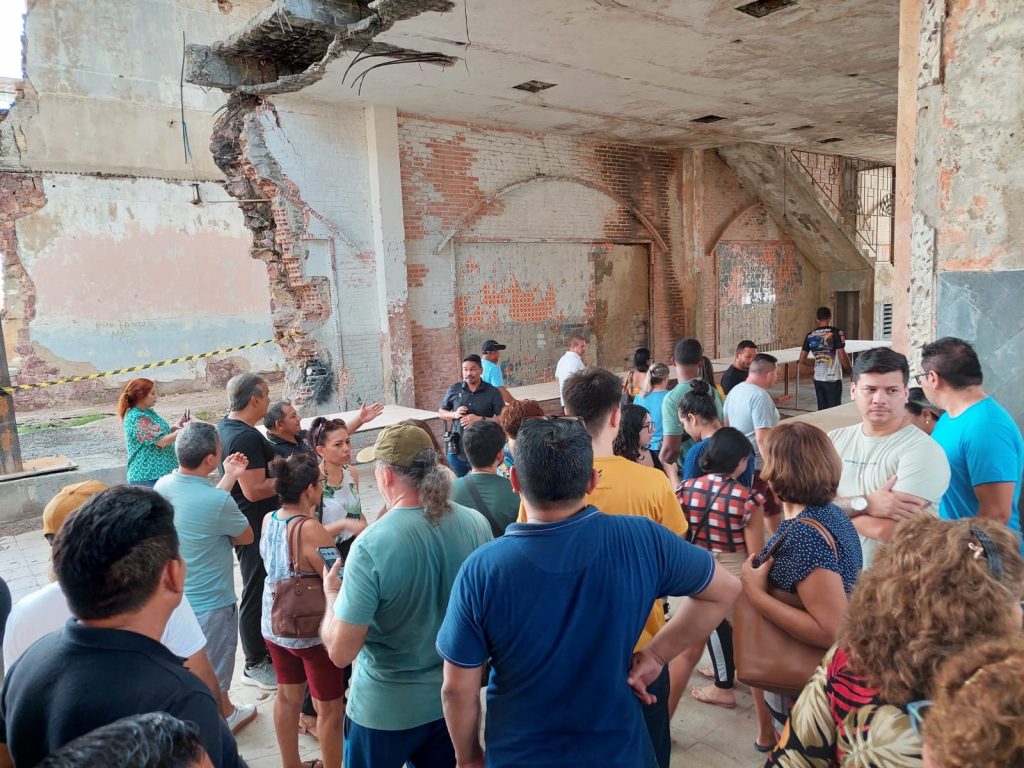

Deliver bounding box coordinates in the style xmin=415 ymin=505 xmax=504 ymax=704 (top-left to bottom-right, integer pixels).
xmin=828 ymin=348 xmax=950 ymax=568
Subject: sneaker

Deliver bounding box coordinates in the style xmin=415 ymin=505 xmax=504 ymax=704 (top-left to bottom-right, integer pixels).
xmin=226 ymin=703 xmax=257 ymax=734
xmin=242 ymin=660 xmax=277 ymax=690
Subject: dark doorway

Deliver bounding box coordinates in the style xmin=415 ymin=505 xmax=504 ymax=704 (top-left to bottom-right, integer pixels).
xmin=835 ymin=291 xmax=860 ymax=339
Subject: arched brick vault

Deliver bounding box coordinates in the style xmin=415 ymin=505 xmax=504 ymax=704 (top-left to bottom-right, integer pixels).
xmin=408 ymin=173 xmax=676 ymax=409
xmin=431 ymin=174 xmax=669 ymax=256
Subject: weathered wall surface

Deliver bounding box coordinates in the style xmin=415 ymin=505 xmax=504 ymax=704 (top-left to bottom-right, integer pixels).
xmin=3 ymin=0 xmax=269 ymax=178
xmin=239 ymin=96 xmax=387 ymax=408
xmin=698 ymin=151 xmax=821 ymax=355
xmin=396 ymin=115 xmax=685 ymax=409
xmin=9 ymin=175 xmax=278 ymax=403
xmin=898 ymin=0 xmax=1024 ymax=424
xmin=0 ymin=0 xmax=281 ymax=409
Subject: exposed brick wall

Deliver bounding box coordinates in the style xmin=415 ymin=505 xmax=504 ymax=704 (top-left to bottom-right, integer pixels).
xmin=397 ymin=115 xmax=685 ymax=409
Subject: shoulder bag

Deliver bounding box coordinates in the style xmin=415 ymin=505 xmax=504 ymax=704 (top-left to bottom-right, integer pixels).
xmin=270 ymin=515 xmax=327 ymax=639
xmin=685 ymin=481 xmax=728 ymax=546
xmin=464 ymin=475 xmax=504 ymax=539
xmin=733 ymin=517 xmax=839 ymax=697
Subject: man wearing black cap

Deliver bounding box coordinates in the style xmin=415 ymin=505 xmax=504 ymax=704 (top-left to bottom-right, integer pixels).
xmin=481 ymin=340 xmax=516 ymax=405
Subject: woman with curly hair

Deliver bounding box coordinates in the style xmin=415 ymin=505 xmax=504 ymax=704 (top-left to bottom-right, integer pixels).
xmin=767 ymin=516 xmax=1024 ymax=766
xmin=921 ymin=636 xmax=1024 ymax=768
xmin=612 ymin=403 xmax=656 ymax=468
xmin=496 ymin=399 xmax=545 ymax=479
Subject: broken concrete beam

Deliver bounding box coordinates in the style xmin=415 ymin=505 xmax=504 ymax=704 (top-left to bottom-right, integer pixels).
xmin=213 ymin=0 xmax=362 ymax=58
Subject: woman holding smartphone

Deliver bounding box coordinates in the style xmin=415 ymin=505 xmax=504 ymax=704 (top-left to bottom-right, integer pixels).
xmin=261 ymin=453 xmax=347 ymax=768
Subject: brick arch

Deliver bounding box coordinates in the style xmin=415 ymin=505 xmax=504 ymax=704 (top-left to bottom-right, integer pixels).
xmin=431 ymin=174 xmax=669 ymax=256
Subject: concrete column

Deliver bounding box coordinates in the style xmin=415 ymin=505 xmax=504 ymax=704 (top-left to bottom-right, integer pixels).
xmin=365 ymin=105 xmax=414 ymax=405
xmin=896 ymin=0 xmax=1024 ymax=423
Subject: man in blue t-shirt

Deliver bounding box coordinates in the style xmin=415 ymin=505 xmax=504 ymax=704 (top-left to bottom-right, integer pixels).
xmin=920 ymin=337 xmax=1024 ymax=551
xmin=481 ymin=339 xmax=516 ymax=405
xmin=436 ymin=418 xmax=740 ymax=768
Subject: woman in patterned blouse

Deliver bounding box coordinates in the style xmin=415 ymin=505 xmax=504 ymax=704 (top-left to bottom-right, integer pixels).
xmin=118 ymin=378 xmax=187 ymax=486
xmin=767 ymin=516 xmax=1024 ymax=767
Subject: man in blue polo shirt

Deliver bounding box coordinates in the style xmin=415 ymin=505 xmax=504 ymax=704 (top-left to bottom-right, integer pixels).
xmin=436 ymin=418 xmax=739 ymax=767
xmin=0 ymin=486 xmax=240 ymax=768
xmin=481 ymin=339 xmax=516 ymax=405
xmin=920 ymin=337 xmax=1024 ymax=551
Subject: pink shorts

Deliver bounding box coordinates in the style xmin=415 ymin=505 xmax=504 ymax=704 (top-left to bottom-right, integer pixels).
xmin=265 ymin=640 xmax=347 ymax=702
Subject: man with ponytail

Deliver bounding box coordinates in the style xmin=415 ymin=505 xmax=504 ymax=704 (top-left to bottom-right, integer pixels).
xmin=320 ymin=425 xmax=492 ymax=768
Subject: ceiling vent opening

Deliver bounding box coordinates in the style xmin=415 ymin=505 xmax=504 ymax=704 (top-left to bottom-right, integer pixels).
xmin=691 ymin=114 xmax=727 ymax=124
xmin=818 ymin=137 xmax=844 ymax=144
xmin=735 ymin=0 xmax=798 ymax=18
xmin=513 ymin=80 xmax=556 ymax=93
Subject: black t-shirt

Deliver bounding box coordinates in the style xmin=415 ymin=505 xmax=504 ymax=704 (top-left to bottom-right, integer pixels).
xmin=439 ymin=381 xmax=505 ymax=457
xmin=267 ymin=431 xmax=312 ymax=459
xmin=0 ymin=621 xmax=239 ymax=768
xmin=720 ymin=365 xmax=749 ymax=395
xmin=217 ymin=417 xmax=279 ymax=528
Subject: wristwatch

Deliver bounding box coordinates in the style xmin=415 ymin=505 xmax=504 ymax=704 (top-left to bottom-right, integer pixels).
xmin=851 ymin=496 xmax=869 ymax=513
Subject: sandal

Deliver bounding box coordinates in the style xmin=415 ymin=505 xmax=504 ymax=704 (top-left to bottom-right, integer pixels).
xmin=303 ymin=760 xmax=324 ymax=768
xmin=298 ymin=714 xmax=319 ymax=741
xmin=690 ymin=684 xmax=737 ymax=709
xmin=754 ymin=741 xmax=774 ymax=753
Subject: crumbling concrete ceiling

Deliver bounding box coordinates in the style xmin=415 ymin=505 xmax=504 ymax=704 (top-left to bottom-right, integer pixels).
xmin=288 ymin=0 xmax=898 ymax=162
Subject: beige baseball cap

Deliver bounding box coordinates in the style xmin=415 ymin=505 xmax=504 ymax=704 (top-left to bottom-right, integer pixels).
xmin=43 ymin=480 xmax=109 ymax=536
xmin=355 ymin=424 xmax=433 ymax=466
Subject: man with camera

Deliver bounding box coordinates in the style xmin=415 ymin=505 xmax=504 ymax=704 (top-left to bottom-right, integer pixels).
xmin=438 ymin=354 xmax=506 ymax=477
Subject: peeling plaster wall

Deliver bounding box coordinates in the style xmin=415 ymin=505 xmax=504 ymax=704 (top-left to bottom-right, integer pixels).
xmin=699 ymin=151 xmax=821 ymax=355
xmin=3 ymin=0 xmax=270 ymax=177
xmin=250 ymin=96 xmax=387 ymax=408
xmin=899 ymin=0 xmax=1024 ymax=425
xmin=396 ymin=115 xmax=684 ymax=409
xmin=7 ymin=175 xmax=279 ymax=407
xmin=0 ymin=0 xmax=280 ymax=409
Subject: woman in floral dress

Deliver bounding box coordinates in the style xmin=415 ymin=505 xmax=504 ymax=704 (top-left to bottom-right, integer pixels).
xmin=118 ymin=378 xmax=187 ymax=486
xmin=767 ymin=516 xmax=1024 ymax=767
xmin=309 ymin=417 xmax=367 ymax=547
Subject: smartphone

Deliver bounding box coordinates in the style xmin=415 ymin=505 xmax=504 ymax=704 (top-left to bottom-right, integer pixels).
xmin=317 ymin=546 xmax=343 ymax=576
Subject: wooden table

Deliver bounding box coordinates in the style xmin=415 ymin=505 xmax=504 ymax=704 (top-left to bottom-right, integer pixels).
xmin=506 ymin=370 xmax=630 ymax=405
xmin=785 ymin=401 xmax=862 ymax=432
xmin=713 ymin=339 xmax=892 ymax=410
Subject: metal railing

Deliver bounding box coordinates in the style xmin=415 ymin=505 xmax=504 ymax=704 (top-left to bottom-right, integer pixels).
xmin=791 ymin=150 xmax=895 ymax=264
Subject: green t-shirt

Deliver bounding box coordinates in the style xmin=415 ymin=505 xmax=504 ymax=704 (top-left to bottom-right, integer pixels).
xmin=660 ymin=380 xmax=725 ymax=436
xmin=335 ymin=503 xmax=493 ymax=730
xmin=450 ymin=472 xmax=520 ymax=537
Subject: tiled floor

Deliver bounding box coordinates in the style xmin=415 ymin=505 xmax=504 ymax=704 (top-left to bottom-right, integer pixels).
xmin=2 ymin=469 xmax=772 ymax=767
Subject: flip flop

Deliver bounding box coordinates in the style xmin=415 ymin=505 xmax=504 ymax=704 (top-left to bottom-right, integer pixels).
xmin=754 ymin=741 xmax=774 ymax=753
xmin=690 ymin=684 xmax=737 ymax=709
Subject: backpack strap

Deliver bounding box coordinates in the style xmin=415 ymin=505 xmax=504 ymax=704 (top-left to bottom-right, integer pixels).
xmin=464 ymin=475 xmax=503 ymax=538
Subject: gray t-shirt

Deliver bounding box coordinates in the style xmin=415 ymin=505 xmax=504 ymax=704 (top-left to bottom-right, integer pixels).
xmin=722 ymin=381 xmax=779 ymax=469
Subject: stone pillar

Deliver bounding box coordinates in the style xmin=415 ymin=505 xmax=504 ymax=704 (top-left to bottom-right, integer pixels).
xmin=896 ymin=0 xmax=1024 ymax=424
xmin=364 ymin=105 xmax=414 ymax=405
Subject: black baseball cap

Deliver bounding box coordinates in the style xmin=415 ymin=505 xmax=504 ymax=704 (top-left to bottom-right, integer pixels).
xmin=482 ymin=340 xmax=506 ymax=352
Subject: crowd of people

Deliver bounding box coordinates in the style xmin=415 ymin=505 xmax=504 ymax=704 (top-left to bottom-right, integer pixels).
xmin=0 ymin=319 xmax=1022 ymax=768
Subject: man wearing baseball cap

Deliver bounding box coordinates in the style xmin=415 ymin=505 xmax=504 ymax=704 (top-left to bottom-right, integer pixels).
xmin=481 ymin=340 xmax=516 ymax=405
xmin=3 ymin=481 xmax=221 ymax=711
xmin=320 ymin=425 xmax=492 ymax=768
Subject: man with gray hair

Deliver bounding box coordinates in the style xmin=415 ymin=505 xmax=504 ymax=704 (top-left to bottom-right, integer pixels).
xmin=265 ymin=399 xmax=385 ymax=459
xmin=216 ymin=373 xmax=279 ymax=689
xmin=155 ymin=422 xmax=257 ymax=733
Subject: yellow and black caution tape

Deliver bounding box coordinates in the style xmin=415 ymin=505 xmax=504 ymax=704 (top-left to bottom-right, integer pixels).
xmin=1 ymin=332 xmax=302 ymax=395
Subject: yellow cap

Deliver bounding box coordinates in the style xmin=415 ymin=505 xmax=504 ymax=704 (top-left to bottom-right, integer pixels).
xmin=42 ymin=480 xmax=109 ymax=535
xmin=355 ymin=424 xmax=433 ymax=467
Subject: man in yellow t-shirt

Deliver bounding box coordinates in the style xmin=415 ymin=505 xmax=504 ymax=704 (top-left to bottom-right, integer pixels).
xmin=518 ymin=366 xmax=687 ymax=768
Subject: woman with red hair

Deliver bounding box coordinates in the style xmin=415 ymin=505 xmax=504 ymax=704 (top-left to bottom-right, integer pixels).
xmin=118 ymin=378 xmax=187 ymax=486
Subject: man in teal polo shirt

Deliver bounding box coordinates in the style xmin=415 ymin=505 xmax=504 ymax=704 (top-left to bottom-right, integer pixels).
xmin=320 ymin=425 xmax=492 ymax=768
xmin=659 ymin=338 xmax=724 ymax=488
